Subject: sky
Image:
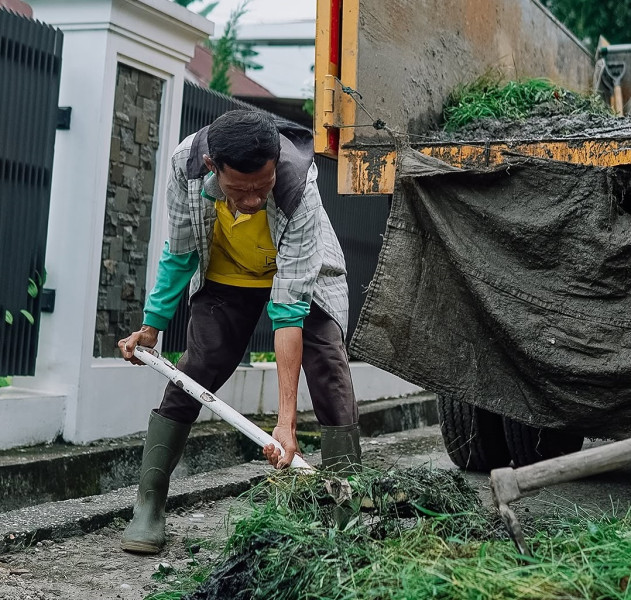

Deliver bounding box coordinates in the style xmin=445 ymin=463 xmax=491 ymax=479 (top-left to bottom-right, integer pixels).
xmin=190 ymin=0 xmax=316 ymax=28
xmin=188 ymin=0 xmax=318 ymax=97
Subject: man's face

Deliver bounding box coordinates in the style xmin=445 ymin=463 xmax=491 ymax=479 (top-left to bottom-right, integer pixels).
xmin=204 ymin=156 xmax=276 ymax=215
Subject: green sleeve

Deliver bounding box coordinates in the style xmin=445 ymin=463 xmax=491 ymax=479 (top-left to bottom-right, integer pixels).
xmin=143 ymin=242 xmax=199 ymax=331
xmin=266 ymin=300 xmax=311 ymax=331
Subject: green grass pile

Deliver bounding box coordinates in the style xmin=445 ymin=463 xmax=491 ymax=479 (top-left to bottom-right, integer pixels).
xmin=146 ymin=466 xmax=631 ymax=600
xmin=443 ymin=75 xmax=611 ymax=131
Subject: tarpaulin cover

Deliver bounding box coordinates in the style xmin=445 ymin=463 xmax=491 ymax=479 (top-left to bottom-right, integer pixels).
xmin=349 ymin=146 xmax=631 ymax=439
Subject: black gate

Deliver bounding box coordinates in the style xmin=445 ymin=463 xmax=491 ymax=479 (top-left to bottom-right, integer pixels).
xmin=163 ymin=83 xmax=389 ymax=356
xmin=0 ymin=10 xmax=63 ymax=376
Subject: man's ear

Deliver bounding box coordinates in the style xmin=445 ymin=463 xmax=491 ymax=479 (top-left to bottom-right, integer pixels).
xmin=202 ymin=154 xmax=216 ymax=174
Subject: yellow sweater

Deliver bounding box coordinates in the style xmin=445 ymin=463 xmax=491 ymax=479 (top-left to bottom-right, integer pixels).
xmin=205 ymin=199 xmax=277 ymax=288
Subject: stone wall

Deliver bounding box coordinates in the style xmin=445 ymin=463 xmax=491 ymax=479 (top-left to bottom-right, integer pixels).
xmin=94 ymin=63 xmax=163 ymax=357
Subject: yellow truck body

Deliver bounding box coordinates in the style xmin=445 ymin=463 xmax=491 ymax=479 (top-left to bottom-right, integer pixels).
xmin=314 ymin=0 xmax=630 ymax=195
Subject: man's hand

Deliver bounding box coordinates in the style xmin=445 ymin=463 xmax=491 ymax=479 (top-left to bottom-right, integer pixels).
xmin=118 ymin=325 xmax=159 ymax=365
xmin=263 ymin=424 xmax=301 ymax=469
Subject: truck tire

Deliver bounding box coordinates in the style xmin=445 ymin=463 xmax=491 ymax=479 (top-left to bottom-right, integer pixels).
xmin=438 ymin=396 xmax=512 ymax=472
xmin=502 ymin=417 xmax=584 ymax=467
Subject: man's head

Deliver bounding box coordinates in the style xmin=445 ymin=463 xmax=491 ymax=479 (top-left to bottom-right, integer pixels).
xmin=203 ymin=110 xmax=280 ymax=215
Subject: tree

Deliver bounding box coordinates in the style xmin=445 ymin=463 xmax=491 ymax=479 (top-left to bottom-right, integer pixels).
xmin=173 ymin=0 xmax=261 ymax=96
xmin=207 ymin=0 xmax=262 ymax=95
xmin=542 ymin=0 xmax=631 ymax=52
xmin=173 ymin=0 xmax=219 ymax=17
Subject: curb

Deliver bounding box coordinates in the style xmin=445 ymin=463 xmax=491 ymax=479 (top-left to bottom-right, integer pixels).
xmin=0 ymin=393 xmax=437 ymax=514
xmin=1 ymin=393 xmax=438 ymax=553
xmin=1 ymin=461 xmax=271 ymax=554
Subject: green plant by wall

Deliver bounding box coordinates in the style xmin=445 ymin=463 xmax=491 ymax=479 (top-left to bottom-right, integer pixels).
xmin=2 ymin=269 xmax=46 ymax=380
xmin=250 ymin=352 xmax=275 ymax=363
xmin=4 ymin=270 xmax=45 ymax=327
xmin=172 ymin=0 xmax=262 ymax=97
xmin=3 ymin=273 xmax=42 ymax=327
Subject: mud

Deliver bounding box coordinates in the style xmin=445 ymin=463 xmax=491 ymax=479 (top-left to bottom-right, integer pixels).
xmin=426 ymin=112 xmax=631 ymax=142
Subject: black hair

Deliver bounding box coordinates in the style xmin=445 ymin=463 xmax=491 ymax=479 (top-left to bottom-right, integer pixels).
xmin=206 ymin=110 xmax=281 ymax=173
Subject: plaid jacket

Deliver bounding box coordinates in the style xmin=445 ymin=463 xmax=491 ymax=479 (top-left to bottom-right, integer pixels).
xmin=165 ymin=123 xmax=350 ymax=335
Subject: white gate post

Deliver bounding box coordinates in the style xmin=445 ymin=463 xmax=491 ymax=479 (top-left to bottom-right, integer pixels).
xmin=7 ymin=0 xmax=213 ymax=446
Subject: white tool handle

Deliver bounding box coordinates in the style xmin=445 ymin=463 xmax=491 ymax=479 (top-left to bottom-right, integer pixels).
xmin=134 ymin=346 xmax=315 ymax=472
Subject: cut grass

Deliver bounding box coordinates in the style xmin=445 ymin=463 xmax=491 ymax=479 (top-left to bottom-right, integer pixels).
xmin=443 ymin=75 xmax=611 ymax=131
xmin=146 ymin=467 xmax=631 ymax=600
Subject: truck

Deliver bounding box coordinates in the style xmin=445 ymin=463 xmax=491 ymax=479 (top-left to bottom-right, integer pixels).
xmin=313 ymin=0 xmax=631 ymax=470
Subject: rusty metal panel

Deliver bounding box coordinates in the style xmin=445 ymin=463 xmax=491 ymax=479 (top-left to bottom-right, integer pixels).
xmin=343 ymin=0 xmax=593 ymax=144
xmin=341 ymin=139 xmax=631 ymax=195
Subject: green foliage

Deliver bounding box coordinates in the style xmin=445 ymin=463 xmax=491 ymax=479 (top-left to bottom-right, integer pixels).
xmin=2 ymin=269 xmax=45 ymax=377
xmin=302 ymin=98 xmax=314 ymax=117
xmin=160 ymin=351 xmax=274 ymax=368
xmin=3 ymin=269 xmax=46 ymax=330
xmin=207 ymin=0 xmax=261 ymax=95
xmin=542 ymin=0 xmax=631 ymax=51
xmin=173 ymin=0 xmax=217 ymax=12
xmin=173 ymin=0 xmax=262 ymax=95
xmin=152 ymin=467 xmax=631 ymax=600
xmin=27 ymin=278 xmax=38 ymax=298
xmin=250 ymin=351 xmax=276 ymax=363
xmin=302 ymin=65 xmax=315 ymax=118
xmin=162 ymin=351 xmax=183 ymax=366
xmin=443 ymin=75 xmax=611 ymax=131
xmin=151 ymin=563 xmax=176 ymax=582
xmin=20 ymin=309 xmax=34 ymax=325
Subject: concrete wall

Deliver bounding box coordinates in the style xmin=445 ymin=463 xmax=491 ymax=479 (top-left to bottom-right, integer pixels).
xmin=346 ymin=0 xmax=594 ymax=141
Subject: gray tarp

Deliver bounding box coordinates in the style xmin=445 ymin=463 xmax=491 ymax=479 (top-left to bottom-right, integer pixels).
xmin=349 ymin=146 xmax=631 ymax=439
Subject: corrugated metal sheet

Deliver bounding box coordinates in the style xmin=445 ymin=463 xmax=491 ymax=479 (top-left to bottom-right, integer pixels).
xmin=0 ymin=10 xmax=62 ymax=375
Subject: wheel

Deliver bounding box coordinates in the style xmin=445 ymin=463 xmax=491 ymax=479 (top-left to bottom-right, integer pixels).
xmin=502 ymin=417 xmax=584 ymax=467
xmin=438 ymin=395 xmax=512 ymax=472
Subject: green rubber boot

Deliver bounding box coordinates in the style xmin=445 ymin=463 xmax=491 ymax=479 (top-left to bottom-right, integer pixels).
xmin=321 ymin=423 xmax=362 ymax=528
xmin=121 ymin=411 xmax=191 ymax=554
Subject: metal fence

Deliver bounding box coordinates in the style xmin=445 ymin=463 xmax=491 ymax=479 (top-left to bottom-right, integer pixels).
xmin=0 ymin=10 xmax=63 ymax=376
xmin=162 ymin=83 xmax=389 ymax=356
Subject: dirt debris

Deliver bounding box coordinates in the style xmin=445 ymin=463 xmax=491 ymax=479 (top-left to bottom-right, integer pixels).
xmin=429 ymin=113 xmax=631 ymax=142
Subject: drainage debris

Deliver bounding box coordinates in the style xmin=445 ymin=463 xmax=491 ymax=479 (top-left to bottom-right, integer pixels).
xmin=180 ymin=466 xmax=500 ymax=600
xmin=430 ymin=76 xmax=631 ymax=141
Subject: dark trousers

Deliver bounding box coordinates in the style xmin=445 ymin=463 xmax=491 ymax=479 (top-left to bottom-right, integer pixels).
xmin=158 ymin=280 xmax=359 ymax=427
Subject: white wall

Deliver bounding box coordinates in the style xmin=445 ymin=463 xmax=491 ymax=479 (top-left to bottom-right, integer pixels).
xmin=8 ymin=0 xmax=214 ymax=445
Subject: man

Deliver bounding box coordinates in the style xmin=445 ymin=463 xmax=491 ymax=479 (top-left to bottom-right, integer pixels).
xmin=118 ymin=110 xmax=361 ymax=554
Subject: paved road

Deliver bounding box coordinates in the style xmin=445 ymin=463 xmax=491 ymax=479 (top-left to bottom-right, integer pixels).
xmin=362 ymin=425 xmax=631 ymax=520
xmin=1 ymin=425 xmax=629 ymax=600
